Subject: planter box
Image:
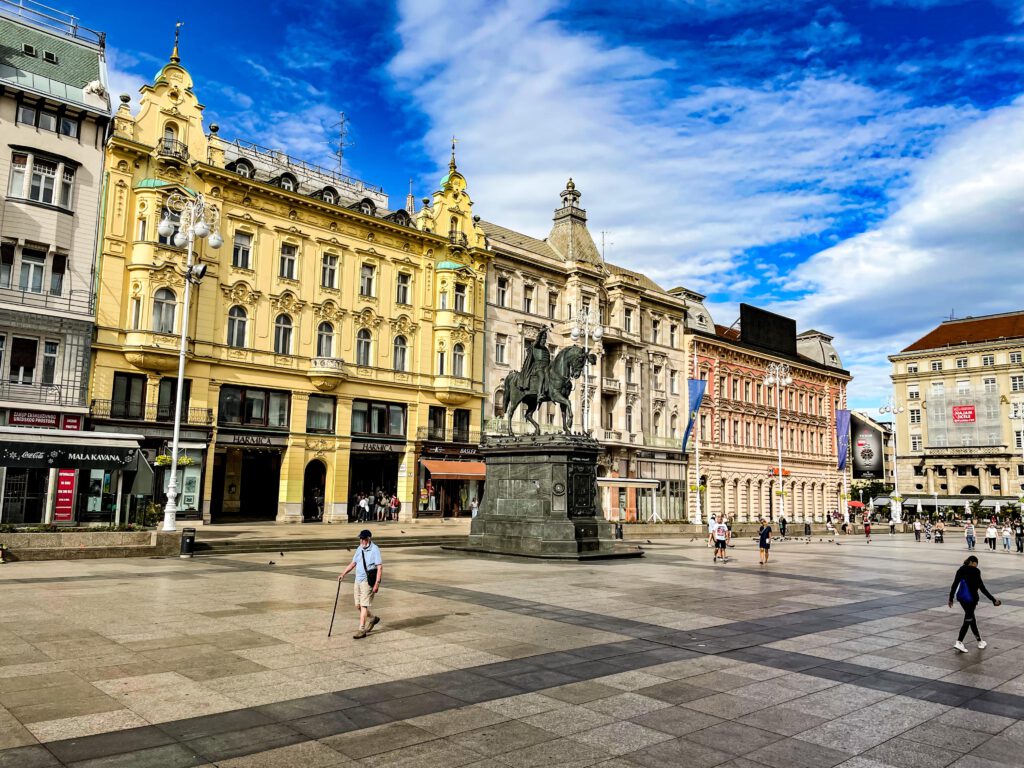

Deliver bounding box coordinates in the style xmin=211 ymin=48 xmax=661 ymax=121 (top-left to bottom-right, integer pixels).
xmin=0 ymin=531 xmax=181 ymax=561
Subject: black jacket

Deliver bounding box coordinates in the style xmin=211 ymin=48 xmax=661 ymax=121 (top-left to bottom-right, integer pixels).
xmin=949 ymin=565 xmax=996 ymax=604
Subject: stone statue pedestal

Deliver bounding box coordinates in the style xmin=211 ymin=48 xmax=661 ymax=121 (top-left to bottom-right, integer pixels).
xmin=452 ymin=434 xmax=642 ymax=560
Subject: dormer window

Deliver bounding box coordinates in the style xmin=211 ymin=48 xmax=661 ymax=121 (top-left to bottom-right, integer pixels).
xmin=43 ymin=51 xmax=58 ymax=64
xmin=22 ymin=44 xmax=36 ymax=56
xmin=279 ymin=174 xmax=297 ymax=192
xmin=321 ymin=187 xmax=338 ymax=204
xmin=233 ymin=160 xmax=254 ymax=179
xmin=360 ymin=201 xmax=373 ymax=215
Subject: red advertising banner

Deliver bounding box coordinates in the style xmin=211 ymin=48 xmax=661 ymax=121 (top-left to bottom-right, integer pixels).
xmin=53 ymin=469 xmax=77 ymax=523
xmin=61 ymin=414 xmax=82 ymax=431
xmin=952 ymin=405 xmax=977 ymax=424
xmin=9 ymin=410 xmax=58 ymax=428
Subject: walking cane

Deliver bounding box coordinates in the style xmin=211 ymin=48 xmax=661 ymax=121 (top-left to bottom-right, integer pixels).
xmin=328 ymin=579 xmax=341 ymax=638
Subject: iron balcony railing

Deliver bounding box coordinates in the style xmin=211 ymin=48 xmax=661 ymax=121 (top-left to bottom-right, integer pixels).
xmin=417 ymin=426 xmax=481 ymax=443
xmin=90 ymin=399 xmax=213 ymax=426
xmin=0 ymin=381 xmax=86 ymax=407
xmin=157 ymin=138 xmax=188 ymax=161
xmin=0 ymin=0 xmax=105 ymax=46
xmin=0 ymin=285 xmax=93 ymax=314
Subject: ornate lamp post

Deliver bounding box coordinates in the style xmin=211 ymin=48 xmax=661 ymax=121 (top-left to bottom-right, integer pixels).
xmin=570 ymin=304 xmax=603 ymax=433
xmin=156 ymin=192 xmax=222 ymax=532
xmin=879 ymin=396 xmax=906 ymax=523
xmin=764 ymin=362 xmax=792 ymax=520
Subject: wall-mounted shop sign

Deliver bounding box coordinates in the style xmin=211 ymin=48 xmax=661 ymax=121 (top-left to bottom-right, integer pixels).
xmin=218 ymin=431 xmax=289 ymax=448
xmin=9 ymin=410 xmax=58 ymax=428
xmin=0 ymin=443 xmax=137 ymax=469
xmin=351 ymin=439 xmax=403 ymax=453
xmin=424 ymin=444 xmax=479 ymax=456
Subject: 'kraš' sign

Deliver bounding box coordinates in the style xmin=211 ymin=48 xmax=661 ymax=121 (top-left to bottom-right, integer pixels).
xmin=0 ymin=443 xmax=136 ymax=469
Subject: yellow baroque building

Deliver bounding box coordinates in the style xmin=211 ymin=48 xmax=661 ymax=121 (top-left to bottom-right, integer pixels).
xmin=89 ymin=47 xmax=489 ymax=523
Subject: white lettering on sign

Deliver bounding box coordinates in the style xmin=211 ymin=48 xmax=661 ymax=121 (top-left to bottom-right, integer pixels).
xmin=231 ymin=434 xmax=273 ymax=446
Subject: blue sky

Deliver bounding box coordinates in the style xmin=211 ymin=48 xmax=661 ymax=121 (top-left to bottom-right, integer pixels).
xmin=88 ymin=0 xmax=1024 ymax=410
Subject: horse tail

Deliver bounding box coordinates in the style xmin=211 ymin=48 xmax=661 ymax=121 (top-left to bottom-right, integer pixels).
xmin=502 ymin=375 xmax=512 ymax=412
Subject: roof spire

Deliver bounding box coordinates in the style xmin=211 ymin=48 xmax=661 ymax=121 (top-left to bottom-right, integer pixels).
xmin=449 ymin=135 xmax=458 ymax=173
xmin=170 ymin=20 xmax=184 ymax=64
xmin=406 ymin=178 xmax=415 ymax=214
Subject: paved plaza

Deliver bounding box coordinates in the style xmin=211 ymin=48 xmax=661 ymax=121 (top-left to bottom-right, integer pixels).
xmin=2 ymin=535 xmax=1024 ymax=767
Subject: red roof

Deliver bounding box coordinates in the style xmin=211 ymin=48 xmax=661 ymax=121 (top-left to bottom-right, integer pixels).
xmin=901 ymin=311 xmax=1024 ymax=352
xmin=715 ymin=324 xmax=741 ymax=341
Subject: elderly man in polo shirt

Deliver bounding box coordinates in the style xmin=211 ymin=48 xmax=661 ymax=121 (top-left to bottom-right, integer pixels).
xmin=338 ymin=529 xmax=383 ymax=639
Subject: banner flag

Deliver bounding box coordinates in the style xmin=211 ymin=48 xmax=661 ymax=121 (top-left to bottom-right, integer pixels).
xmin=836 ymin=409 xmax=851 ymax=470
xmin=682 ymin=379 xmax=707 ymax=453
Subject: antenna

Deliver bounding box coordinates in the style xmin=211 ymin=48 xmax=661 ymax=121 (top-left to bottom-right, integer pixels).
xmin=332 ymin=112 xmax=355 ymax=175
xmin=600 ymin=231 xmax=613 ymax=260
xmin=948 ymin=308 xmax=956 ymax=321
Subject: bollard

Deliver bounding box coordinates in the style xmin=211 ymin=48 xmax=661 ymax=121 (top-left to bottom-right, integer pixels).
xmin=180 ymin=527 xmax=196 ymax=559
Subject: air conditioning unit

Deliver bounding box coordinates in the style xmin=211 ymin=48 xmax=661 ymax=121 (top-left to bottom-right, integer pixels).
xmin=43 ymin=51 xmax=58 ymax=64
xmin=22 ymin=44 xmax=36 ymax=56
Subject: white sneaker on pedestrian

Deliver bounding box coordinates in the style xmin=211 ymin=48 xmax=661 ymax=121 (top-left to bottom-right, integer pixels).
xmin=954 ymin=641 xmax=968 ymax=653
xmin=977 ymin=640 xmax=988 ymax=649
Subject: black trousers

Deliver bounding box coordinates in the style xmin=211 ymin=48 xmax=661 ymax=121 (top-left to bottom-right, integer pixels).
xmin=1016 ymin=535 xmax=1023 ymax=553
xmin=958 ymin=599 xmax=980 ymax=642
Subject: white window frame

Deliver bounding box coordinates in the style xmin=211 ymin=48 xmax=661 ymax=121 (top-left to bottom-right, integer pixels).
xmin=956 ymin=358 xmax=968 ymax=369
xmin=983 ymin=354 xmax=994 ymax=366
xmin=232 ymin=232 xmax=252 ymax=269
xmin=279 ymin=244 xmax=297 ymax=280
xmin=495 ymin=334 xmax=507 ymax=365
xmin=226 ymin=306 xmax=247 ymax=348
xmin=273 ymin=314 xmax=293 ymax=355
xmin=396 ymin=273 xmax=411 ymax=305
xmin=152 ymin=288 xmax=176 ymax=334
xmin=359 ymin=264 xmax=375 ymax=297
xmin=392 ymin=335 xmax=407 ymax=371
xmin=321 ymin=253 xmax=338 ymax=289
xmin=356 ymin=329 xmax=372 ymax=366
xmin=316 ymin=322 xmax=334 ymax=358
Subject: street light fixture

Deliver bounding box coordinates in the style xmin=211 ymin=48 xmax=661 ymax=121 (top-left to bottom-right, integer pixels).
xmin=879 ymin=396 xmax=906 ymax=523
xmin=570 ymin=303 xmax=603 ymax=433
xmin=157 ymin=191 xmax=221 ymax=532
xmin=764 ymin=362 xmax=792 ymax=521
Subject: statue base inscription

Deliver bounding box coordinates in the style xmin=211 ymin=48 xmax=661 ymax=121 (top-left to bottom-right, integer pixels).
xmin=449 ymin=434 xmax=642 ymax=560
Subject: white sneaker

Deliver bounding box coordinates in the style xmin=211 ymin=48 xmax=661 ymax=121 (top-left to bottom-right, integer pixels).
xmin=954 ymin=641 xmax=968 ymax=653
xmin=978 ymin=640 xmax=988 ymax=649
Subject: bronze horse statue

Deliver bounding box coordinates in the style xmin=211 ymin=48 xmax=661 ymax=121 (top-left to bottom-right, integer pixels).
xmin=502 ymin=345 xmax=596 ymax=435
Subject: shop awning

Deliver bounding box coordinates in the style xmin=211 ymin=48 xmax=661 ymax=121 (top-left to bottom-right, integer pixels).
xmin=421 ymin=459 xmax=486 ymax=480
xmin=596 ymin=477 xmax=661 ymax=489
xmin=0 ymin=426 xmax=145 ymax=470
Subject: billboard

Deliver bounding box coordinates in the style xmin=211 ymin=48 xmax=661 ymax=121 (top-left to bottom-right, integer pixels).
xmin=851 ymin=413 xmax=885 ymax=479
xmin=739 ymin=304 xmax=797 ymax=357
xmin=952 ymin=405 xmax=976 ymax=424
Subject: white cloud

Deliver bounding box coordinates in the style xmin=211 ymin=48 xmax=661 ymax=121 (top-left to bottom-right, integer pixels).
xmin=778 ymin=97 xmax=1024 ymax=408
xmin=105 ymin=47 xmax=147 ymax=110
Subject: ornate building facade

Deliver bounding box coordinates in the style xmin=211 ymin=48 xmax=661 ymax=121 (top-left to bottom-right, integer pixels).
xmin=889 ymin=311 xmax=1024 ymax=504
xmin=89 ymin=45 xmax=488 ymax=523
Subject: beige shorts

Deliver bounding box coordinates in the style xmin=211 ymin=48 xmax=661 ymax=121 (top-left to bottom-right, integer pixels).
xmin=354 ymin=579 xmax=374 ymax=608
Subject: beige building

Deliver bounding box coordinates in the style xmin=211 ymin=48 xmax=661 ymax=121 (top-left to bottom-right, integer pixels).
xmin=889 ymin=311 xmax=1024 ymax=504
xmin=0 ymin=1 xmax=112 ymax=524
xmin=481 ymin=180 xmax=710 ymax=521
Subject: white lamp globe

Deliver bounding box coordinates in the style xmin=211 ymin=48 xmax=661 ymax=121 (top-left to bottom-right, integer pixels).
xmin=208 ymin=232 xmax=223 ymax=249
xmin=593 ymin=326 xmax=604 ymax=341
xmin=173 ymin=232 xmax=187 ymax=248
xmin=570 ymin=327 xmax=581 ymax=341
xmin=784 ymin=376 xmax=793 ymax=386
xmin=193 ymin=220 xmax=210 ymax=238
xmin=157 ymin=218 xmax=174 ymax=238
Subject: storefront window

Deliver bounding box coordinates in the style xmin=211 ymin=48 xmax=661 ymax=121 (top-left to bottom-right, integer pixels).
xmin=307 ymin=395 xmax=335 ymax=433
xmin=389 ymin=405 xmax=405 ymax=436
xmin=351 ymin=399 xmax=407 ymax=437
xmin=219 ymin=386 xmax=290 ymax=429
xmin=245 ymin=390 xmax=266 ymax=423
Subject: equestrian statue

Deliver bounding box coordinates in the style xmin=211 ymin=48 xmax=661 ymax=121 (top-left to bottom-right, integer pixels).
xmin=502 ymin=326 xmax=596 ymax=435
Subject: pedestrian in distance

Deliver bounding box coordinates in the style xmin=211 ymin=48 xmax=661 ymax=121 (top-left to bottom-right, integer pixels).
xmin=758 ymin=518 xmax=772 ymax=564
xmin=470 ymin=497 xmax=479 ymax=518
xmin=337 ymin=529 xmax=383 ymax=639
xmin=864 ymin=516 xmax=872 ymax=543
xmin=964 ymin=520 xmax=976 ymax=550
xmin=949 ymin=554 xmax=1001 ymax=653
xmin=712 ymin=517 xmax=730 ymax=563
xmin=889 ymin=517 xmax=896 ymax=536
xmin=934 ymin=519 xmax=945 ymax=543
xmin=985 ymin=522 xmax=998 ymax=551
xmin=1015 ymin=518 xmax=1024 ymax=553
xmin=914 ymin=519 xmax=922 ymax=542
xmin=1002 ymin=522 xmax=1012 ymax=551
xmin=779 ymin=515 xmax=788 ymax=539
xmin=707 ymin=515 xmax=717 ymax=548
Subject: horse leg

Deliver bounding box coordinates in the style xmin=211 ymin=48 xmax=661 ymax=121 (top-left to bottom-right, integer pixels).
xmin=550 ymin=390 xmax=573 ymax=434
xmin=524 ymin=402 xmax=541 ymax=435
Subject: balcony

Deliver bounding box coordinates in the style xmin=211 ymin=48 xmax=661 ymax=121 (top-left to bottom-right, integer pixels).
xmin=924 ymin=445 xmax=1011 ymax=458
xmin=157 ymin=138 xmax=188 ymax=162
xmin=90 ymin=399 xmax=213 ymax=426
xmin=0 ymin=381 xmax=86 ymax=408
xmin=626 ymin=382 xmax=639 ymax=395
xmin=416 ymin=426 xmax=481 ymax=444
xmin=0 ymin=286 xmax=93 ymax=315
xmin=306 ymin=356 xmax=349 ymax=392
xmin=602 ymin=377 xmax=621 ymax=394
xmin=644 ymin=434 xmax=680 ymax=449
xmin=434 ymin=376 xmax=474 ymax=406
xmin=447 ymin=230 xmax=469 ymax=248
xmin=603 ymin=429 xmax=623 ymax=441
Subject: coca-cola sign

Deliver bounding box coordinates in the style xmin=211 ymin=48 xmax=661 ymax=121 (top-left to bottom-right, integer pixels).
xmin=0 ymin=443 xmax=136 ymax=468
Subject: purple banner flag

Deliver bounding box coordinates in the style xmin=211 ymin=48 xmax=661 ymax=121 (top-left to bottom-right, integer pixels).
xmin=836 ymin=409 xmax=851 ymax=470
xmin=682 ymin=379 xmax=707 ymax=453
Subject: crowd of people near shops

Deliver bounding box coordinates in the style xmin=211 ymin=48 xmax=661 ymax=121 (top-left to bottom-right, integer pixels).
xmin=349 ymin=490 xmax=401 ymax=523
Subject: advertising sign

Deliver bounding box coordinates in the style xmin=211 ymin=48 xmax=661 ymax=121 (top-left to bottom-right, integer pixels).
xmin=851 ymin=413 xmax=885 ymax=479
xmin=0 ymin=443 xmax=136 ymax=469
xmin=952 ymin=405 xmax=976 ymax=424
xmin=53 ymin=469 xmax=77 ymax=523
xmin=9 ymin=410 xmax=58 ymax=428
xmin=61 ymin=415 xmax=82 ymax=431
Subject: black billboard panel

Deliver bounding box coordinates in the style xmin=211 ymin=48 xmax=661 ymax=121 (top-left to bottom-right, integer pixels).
xmin=740 ymin=304 xmax=797 ymax=357
xmin=851 ymin=414 xmax=885 ymax=479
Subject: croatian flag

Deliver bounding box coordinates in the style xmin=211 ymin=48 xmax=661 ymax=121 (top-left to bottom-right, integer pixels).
xmin=682 ymin=379 xmax=707 ymax=453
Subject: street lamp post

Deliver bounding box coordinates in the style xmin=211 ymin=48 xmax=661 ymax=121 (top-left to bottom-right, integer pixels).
xmin=157 ymin=192 xmax=222 ymax=532
xmin=879 ymin=396 xmax=906 ymax=523
xmin=764 ymin=362 xmax=792 ymax=521
xmin=570 ymin=304 xmax=603 ymax=433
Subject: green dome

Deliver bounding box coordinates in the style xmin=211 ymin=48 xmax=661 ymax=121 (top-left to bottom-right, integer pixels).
xmin=436 ymin=260 xmax=465 ymax=271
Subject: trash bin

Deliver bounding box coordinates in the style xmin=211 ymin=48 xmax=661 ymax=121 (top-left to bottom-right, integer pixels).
xmin=804 ymin=522 xmax=811 ymax=538
xmin=614 ymin=523 xmax=624 ymax=540
xmin=180 ymin=527 xmax=196 ymax=559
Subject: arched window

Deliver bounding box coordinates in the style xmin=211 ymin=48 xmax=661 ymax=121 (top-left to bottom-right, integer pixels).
xmin=626 ymin=405 xmax=634 ymax=434
xmin=234 ymin=160 xmax=253 ymax=179
xmin=279 ymin=174 xmax=296 ymax=192
xmin=453 ymin=343 xmax=465 ymax=378
xmin=392 ymin=335 xmax=407 ymax=371
xmin=653 ymin=411 xmax=661 ymax=437
xmin=316 ymin=322 xmax=334 ymax=358
xmin=274 ymin=314 xmax=293 ymax=355
xmin=670 ymin=413 xmax=678 ymax=438
xmin=152 ymin=288 xmax=176 ymax=334
xmin=494 ymin=389 xmax=504 ymax=418
xmin=322 ymin=187 xmax=337 ymax=204
xmin=356 ymin=328 xmax=371 ymax=366
xmin=226 ymin=305 xmax=247 ymax=348
xmin=162 ymin=124 xmax=176 ymax=144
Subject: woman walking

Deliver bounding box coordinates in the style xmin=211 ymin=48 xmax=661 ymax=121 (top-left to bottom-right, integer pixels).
xmin=964 ymin=520 xmax=976 ymax=550
xmin=985 ymin=522 xmax=998 ymax=551
xmin=949 ymin=555 xmax=1001 ymax=653
xmin=758 ymin=518 xmax=772 ymax=565
xmin=1002 ymin=522 xmax=1012 ymax=551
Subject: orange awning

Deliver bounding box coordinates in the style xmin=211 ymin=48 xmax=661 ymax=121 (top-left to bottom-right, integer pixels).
xmin=421 ymin=459 xmax=486 ymax=480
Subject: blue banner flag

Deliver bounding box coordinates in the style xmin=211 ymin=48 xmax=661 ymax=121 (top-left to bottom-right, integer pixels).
xmin=682 ymin=379 xmax=707 ymax=453
xmin=836 ymin=409 xmax=851 ymax=470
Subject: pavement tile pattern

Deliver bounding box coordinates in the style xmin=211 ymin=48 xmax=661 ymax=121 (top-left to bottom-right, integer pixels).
xmin=2 ymin=535 xmax=1024 ymax=766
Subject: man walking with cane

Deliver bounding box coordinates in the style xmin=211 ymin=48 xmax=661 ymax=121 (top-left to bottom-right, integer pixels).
xmin=337 ymin=529 xmax=382 ymax=639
